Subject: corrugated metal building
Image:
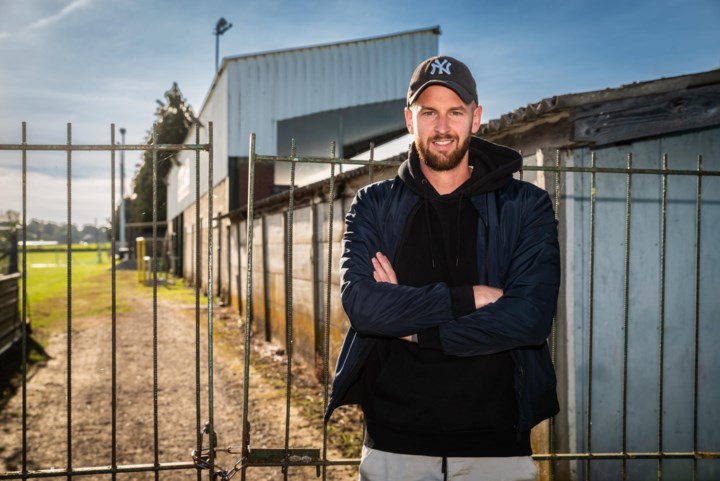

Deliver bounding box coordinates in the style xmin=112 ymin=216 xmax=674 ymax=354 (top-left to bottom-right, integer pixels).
xmin=165 ymin=26 xmax=439 ymax=295
xmin=479 ymin=68 xmax=720 ymax=481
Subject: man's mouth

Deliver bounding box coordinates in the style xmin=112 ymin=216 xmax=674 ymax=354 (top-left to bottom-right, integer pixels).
xmin=432 ymin=137 xmax=455 ymax=147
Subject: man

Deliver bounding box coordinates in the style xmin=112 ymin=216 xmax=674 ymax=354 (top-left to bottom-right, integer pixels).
xmin=325 ymin=56 xmax=560 ymax=481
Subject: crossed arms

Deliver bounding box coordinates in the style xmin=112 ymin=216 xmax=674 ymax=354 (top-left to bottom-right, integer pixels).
xmin=340 ymin=184 xmax=560 ymax=357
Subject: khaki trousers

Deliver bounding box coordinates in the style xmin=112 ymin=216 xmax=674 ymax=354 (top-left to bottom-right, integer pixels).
xmin=359 ymin=446 xmax=537 ymax=481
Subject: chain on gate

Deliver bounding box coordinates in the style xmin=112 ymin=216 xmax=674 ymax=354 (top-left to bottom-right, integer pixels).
xmin=192 ymin=423 xmax=321 ymax=480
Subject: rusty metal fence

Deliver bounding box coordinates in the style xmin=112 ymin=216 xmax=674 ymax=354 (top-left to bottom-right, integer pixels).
xmin=0 ymin=122 xmax=214 ymax=480
xmin=0 ymin=125 xmax=719 ymax=481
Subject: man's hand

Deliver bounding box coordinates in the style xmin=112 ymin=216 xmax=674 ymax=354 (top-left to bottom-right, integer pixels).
xmin=473 ymin=285 xmax=503 ymax=309
xmin=372 ymin=252 xmax=413 ymax=341
xmin=372 ymin=252 xmax=397 ymax=284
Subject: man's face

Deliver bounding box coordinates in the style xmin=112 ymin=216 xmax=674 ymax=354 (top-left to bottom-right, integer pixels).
xmin=405 ymin=85 xmax=482 ymax=172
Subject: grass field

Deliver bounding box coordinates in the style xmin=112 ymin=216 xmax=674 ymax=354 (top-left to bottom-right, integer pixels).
xmin=21 ymin=243 xmax=111 ymax=252
xmin=19 ymin=249 xmax=127 ymax=339
xmin=20 ymin=247 xmax=209 ymax=344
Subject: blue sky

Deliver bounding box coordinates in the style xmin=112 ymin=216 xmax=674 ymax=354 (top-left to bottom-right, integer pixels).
xmin=0 ymin=0 xmax=718 ymax=225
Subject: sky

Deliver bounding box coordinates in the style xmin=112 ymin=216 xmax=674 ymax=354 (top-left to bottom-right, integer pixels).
xmin=0 ymin=0 xmax=718 ymax=226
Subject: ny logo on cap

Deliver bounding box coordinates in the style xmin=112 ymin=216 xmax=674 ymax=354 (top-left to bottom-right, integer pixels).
xmin=430 ymin=58 xmax=452 ymax=75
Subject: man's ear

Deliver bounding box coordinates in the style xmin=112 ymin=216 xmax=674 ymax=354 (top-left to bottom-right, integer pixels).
xmin=404 ymin=107 xmax=414 ymax=135
xmin=472 ymin=105 xmax=483 ymax=134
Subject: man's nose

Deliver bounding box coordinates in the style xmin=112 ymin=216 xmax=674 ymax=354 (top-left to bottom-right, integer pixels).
xmin=435 ymin=114 xmax=450 ymax=133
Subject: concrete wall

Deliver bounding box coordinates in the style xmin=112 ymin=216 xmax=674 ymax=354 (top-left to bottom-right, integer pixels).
xmin=217 ymin=166 xmax=395 ymax=377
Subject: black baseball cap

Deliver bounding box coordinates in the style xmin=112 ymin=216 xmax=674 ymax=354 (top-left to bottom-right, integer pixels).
xmin=407 ymin=56 xmax=478 ymax=107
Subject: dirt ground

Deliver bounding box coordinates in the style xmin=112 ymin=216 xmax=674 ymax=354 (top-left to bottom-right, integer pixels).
xmin=0 ymin=280 xmax=360 ymax=480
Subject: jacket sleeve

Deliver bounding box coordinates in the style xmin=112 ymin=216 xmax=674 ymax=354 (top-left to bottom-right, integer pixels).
xmin=340 ymin=185 xmax=455 ymax=338
xmin=436 ymin=189 xmax=561 ymax=357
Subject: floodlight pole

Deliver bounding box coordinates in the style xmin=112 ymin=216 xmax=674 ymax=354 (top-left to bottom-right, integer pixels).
xmin=214 ymin=17 xmax=233 ymax=73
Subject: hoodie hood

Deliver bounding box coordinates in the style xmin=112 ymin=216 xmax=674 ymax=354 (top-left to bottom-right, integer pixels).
xmin=398 ymin=136 xmax=522 ymax=197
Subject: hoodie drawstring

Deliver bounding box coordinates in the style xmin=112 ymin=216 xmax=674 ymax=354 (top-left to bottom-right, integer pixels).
xmin=422 ymin=181 xmax=469 ymax=269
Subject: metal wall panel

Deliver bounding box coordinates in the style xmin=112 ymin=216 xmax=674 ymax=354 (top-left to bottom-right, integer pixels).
xmin=228 ymin=29 xmax=438 ymax=157
xmin=168 ymin=27 xmax=438 ymax=221
xmin=168 ymin=73 xmax=229 ymax=220
xmin=566 ymin=127 xmax=720 ymax=481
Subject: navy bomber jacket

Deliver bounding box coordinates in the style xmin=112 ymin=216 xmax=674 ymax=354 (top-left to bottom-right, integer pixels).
xmin=325 ymin=138 xmax=561 ymax=432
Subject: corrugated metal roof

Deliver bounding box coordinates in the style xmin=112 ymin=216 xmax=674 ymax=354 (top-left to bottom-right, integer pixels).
xmin=197 ymin=26 xmax=441 ymax=121
xmin=479 ymin=68 xmax=720 ymax=136
xmin=221 ymin=26 xmax=441 ymax=68
xmin=227 ymin=26 xmax=440 ymax=155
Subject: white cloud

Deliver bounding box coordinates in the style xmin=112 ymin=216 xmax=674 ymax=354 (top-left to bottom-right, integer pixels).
xmin=0 ymin=0 xmax=95 ymax=41
xmin=0 ymin=164 xmax=114 ymax=226
xmin=27 ymin=0 xmax=94 ymax=31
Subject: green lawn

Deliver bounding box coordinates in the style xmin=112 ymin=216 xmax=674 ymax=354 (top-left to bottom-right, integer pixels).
xmin=22 ymin=243 xmax=111 ymax=252
xmin=20 ymin=249 xmax=128 ymax=339
xmin=20 ymin=247 xmax=207 ymax=342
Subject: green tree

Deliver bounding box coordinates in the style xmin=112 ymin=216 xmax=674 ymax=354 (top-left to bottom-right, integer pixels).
xmin=130 ymin=83 xmax=196 ymax=223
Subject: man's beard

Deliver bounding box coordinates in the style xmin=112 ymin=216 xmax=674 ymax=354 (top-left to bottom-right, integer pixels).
xmin=416 ymin=134 xmax=471 ymax=172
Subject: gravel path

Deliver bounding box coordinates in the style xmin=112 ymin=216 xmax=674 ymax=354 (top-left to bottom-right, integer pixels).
xmin=0 ymin=281 xmax=357 ymax=480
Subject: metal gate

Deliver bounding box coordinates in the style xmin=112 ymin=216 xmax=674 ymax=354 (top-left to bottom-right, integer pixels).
xmin=0 ymin=122 xmax=214 ymax=480
xmin=1 ymin=124 xmax=719 ymax=481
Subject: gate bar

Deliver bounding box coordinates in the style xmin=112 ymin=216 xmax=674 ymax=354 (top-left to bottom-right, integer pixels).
xmin=65 ymin=122 xmax=73 ymax=479
xmin=21 ymin=122 xmax=28 ymax=476
xmin=621 ymin=153 xmax=633 ymax=479
xmin=549 ymin=150 xmax=561 ymax=480
xmin=692 ymin=155 xmax=703 ymax=481
xmin=252 ymin=153 xmax=398 ymax=168
xmin=207 ymin=121 xmax=217 ymax=475
xmin=0 ymin=144 xmax=208 ymax=152
xmin=241 ymin=134 xmax=258 ymax=481
xmin=283 ymin=140 xmax=297 ymax=480
xmin=151 ymin=126 xmax=160 ymax=479
xmin=194 ymin=123 xmax=203 ymax=481
xmin=587 ymin=151 xmax=597 ymax=481
xmin=110 ymin=125 xmax=118 ymax=481
xmin=658 ymin=154 xmax=668 ymax=481
xmin=533 ymin=452 xmax=720 ymax=461
xmin=321 ymin=142 xmax=337 ymax=481
xmin=0 ymin=462 xmax=198 ymax=480
xmin=521 ymin=165 xmax=720 ymax=176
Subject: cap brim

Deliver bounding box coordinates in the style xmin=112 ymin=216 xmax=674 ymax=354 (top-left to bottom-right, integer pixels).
xmin=407 ymin=80 xmax=475 ymax=106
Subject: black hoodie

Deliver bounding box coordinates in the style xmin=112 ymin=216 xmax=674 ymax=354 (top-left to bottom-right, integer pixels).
xmin=360 ymin=136 xmax=530 ymax=457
